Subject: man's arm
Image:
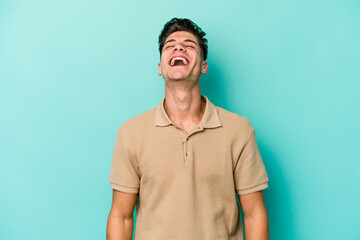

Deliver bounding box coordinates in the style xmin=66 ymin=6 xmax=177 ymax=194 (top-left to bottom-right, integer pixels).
xmin=107 ymin=190 xmax=138 ymax=240
xmin=239 ymin=191 xmax=269 ymax=240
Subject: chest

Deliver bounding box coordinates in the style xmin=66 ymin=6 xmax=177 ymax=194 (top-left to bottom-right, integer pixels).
xmin=136 ymin=128 xmax=236 ymax=192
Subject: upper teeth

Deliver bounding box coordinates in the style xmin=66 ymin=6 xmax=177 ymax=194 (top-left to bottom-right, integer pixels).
xmin=170 ymin=57 xmax=188 ymax=66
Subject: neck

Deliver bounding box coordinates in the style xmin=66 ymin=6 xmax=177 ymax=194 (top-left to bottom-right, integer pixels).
xmin=163 ymin=82 xmax=206 ymax=132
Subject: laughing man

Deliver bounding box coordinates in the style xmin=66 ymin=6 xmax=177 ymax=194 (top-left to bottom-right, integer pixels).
xmin=107 ymin=18 xmax=269 ymax=240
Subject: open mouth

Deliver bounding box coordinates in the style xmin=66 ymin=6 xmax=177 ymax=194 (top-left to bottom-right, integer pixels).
xmin=169 ymin=56 xmax=189 ymax=66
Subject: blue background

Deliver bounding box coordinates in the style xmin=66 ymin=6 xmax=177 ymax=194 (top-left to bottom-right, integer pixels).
xmin=1 ymin=0 xmax=359 ymax=239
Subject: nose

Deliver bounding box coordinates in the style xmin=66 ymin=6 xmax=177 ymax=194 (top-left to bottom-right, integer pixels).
xmin=174 ymin=43 xmax=185 ymax=52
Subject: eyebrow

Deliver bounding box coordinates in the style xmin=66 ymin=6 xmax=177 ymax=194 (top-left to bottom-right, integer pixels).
xmin=164 ymin=39 xmax=199 ymax=46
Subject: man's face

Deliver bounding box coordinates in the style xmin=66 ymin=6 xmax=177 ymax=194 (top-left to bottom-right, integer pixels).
xmin=158 ymin=31 xmax=208 ymax=82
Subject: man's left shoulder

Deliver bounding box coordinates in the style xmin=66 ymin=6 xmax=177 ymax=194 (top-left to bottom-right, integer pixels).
xmin=215 ymin=106 xmax=254 ymax=131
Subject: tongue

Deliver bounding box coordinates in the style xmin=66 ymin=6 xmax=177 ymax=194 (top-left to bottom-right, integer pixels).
xmin=174 ymin=59 xmax=185 ymax=66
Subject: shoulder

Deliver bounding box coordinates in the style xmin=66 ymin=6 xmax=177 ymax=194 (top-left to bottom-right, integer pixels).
xmin=216 ymin=106 xmax=254 ymax=132
xmin=215 ymin=106 xmax=258 ymax=149
xmin=118 ymin=107 xmax=156 ymax=137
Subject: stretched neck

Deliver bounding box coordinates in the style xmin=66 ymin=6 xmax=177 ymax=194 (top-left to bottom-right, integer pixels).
xmin=163 ymin=81 xmax=206 ymax=132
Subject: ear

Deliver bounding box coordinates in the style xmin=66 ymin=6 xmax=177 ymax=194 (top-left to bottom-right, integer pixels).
xmin=201 ymin=61 xmax=208 ymax=74
xmin=158 ymin=62 xmax=162 ymax=76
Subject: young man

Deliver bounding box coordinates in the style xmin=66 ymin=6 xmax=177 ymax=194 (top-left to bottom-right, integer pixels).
xmin=107 ymin=18 xmax=269 ymax=240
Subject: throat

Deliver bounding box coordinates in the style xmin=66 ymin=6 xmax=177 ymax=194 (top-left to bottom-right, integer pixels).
xmin=163 ymin=95 xmax=206 ymax=133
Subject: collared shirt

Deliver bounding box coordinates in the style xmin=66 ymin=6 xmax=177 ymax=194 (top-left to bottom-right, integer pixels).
xmin=110 ymin=95 xmax=269 ymax=240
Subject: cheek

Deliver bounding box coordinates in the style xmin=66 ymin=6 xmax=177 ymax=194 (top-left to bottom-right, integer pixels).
xmin=161 ymin=55 xmax=169 ymax=66
xmin=160 ymin=62 xmax=168 ymax=73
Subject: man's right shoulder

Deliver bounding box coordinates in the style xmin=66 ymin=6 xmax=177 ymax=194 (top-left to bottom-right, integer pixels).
xmin=117 ymin=107 xmax=156 ymax=136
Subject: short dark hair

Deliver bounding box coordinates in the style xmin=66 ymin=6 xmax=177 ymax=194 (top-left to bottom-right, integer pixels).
xmin=158 ymin=18 xmax=208 ymax=60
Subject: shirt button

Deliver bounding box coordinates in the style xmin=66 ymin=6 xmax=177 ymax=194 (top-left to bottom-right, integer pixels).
xmin=186 ymin=137 xmax=189 ymax=141
xmin=186 ymin=152 xmax=189 ymax=156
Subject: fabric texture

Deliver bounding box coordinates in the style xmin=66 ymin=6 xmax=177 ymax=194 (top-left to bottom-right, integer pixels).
xmin=110 ymin=95 xmax=269 ymax=240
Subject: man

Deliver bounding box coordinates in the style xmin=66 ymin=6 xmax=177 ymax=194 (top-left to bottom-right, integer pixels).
xmin=107 ymin=18 xmax=269 ymax=240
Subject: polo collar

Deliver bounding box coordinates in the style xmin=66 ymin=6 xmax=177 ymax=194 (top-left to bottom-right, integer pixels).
xmin=155 ymin=95 xmax=222 ymax=129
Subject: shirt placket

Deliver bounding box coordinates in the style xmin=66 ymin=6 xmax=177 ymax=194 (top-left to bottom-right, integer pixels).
xmin=177 ymin=124 xmax=204 ymax=169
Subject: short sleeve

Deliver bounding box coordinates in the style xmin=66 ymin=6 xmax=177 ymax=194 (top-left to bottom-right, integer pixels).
xmin=234 ymin=127 xmax=269 ymax=195
xmin=109 ymin=128 xmax=140 ymax=194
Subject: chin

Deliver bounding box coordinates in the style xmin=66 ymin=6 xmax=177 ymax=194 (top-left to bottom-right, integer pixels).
xmin=169 ymin=73 xmax=188 ymax=80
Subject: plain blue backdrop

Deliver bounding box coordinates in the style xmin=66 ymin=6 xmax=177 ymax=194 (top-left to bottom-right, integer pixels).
xmin=1 ymin=0 xmax=359 ymax=239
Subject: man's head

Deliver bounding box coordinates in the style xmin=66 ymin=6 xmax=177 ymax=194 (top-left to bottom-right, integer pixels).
xmin=158 ymin=18 xmax=209 ymax=82
xmin=158 ymin=18 xmax=208 ymax=61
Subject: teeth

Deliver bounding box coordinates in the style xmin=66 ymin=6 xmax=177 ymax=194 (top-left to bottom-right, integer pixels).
xmin=170 ymin=57 xmax=188 ymax=66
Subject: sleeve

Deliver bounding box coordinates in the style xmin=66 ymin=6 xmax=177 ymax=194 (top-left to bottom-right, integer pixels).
xmin=109 ymin=128 xmax=140 ymax=194
xmin=234 ymin=126 xmax=269 ymax=195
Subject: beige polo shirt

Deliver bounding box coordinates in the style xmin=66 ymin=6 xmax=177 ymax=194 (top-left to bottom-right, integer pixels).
xmin=110 ymin=95 xmax=268 ymax=240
